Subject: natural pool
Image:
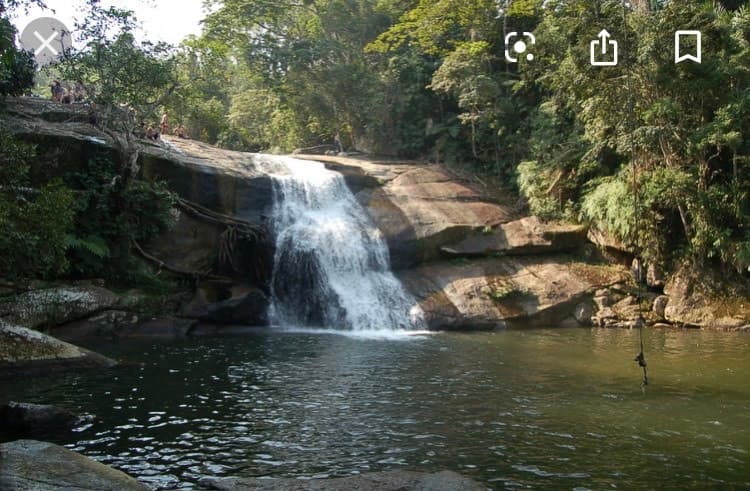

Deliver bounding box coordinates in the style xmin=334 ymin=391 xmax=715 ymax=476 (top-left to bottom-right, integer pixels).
xmin=3 ymin=328 xmax=750 ymax=489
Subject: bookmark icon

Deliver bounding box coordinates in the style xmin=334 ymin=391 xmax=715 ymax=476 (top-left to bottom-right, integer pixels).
xmin=675 ymin=31 xmax=702 ymax=64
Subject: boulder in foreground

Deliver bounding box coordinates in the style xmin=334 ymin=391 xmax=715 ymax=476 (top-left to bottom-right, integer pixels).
xmin=200 ymin=470 xmax=487 ymax=491
xmin=0 ymin=440 xmax=148 ymax=491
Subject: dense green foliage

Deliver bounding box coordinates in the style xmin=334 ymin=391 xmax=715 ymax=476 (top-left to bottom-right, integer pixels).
xmin=0 ymin=131 xmax=75 ymax=279
xmin=65 ymin=155 xmax=176 ymax=284
xmin=163 ymin=0 xmax=750 ymax=274
xmin=0 ymin=14 xmax=34 ymax=96
xmin=0 ymin=129 xmax=176 ymax=283
xmin=0 ymin=8 xmax=71 ymax=279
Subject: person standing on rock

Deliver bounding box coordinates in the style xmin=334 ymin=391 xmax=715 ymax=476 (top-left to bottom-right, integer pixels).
xmin=73 ymin=81 xmax=86 ymax=103
xmin=50 ymin=80 xmax=63 ymax=102
xmin=334 ymin=132 xmax=343 ymax=154
xmin=160 ymin=111 xmax=170 ymax=136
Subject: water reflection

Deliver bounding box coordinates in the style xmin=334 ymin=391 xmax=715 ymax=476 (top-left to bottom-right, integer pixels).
xmin=2 ymin=328 xmax=750 ymax=489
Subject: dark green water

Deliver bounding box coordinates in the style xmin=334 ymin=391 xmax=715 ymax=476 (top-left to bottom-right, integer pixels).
xmin=3 ymin=328 xmax=750 ymax=489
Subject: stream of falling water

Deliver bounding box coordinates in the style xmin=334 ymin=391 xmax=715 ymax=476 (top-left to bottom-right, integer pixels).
xmin=257 ymin=155 xmax=424 ymax=331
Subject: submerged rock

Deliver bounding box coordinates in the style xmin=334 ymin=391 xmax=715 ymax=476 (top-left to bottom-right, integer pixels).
xmin=0 ymin=402 xmax=84 ymax=441
xmin=200 ymin=470 xmax=486 ymax=491
xmin=54 ymin=311 xmax=197 ymax=342
xmin=0 ymin=440 xmax=148 ymax=490
xmin=0 ymin=321 xmax=116 ymax=377
xmin=198 ymin=289 xmax=270 ymax=326
xmin=181 ymin=286 xmax=270 ymax=326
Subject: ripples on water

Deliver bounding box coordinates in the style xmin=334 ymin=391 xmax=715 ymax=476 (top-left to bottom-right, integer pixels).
xmin=3 ymin=328 xmax=750 ymax=489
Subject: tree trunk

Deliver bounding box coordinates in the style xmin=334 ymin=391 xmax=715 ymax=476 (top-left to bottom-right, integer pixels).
xmin=678 ymin=203 xmax=692 ymax=242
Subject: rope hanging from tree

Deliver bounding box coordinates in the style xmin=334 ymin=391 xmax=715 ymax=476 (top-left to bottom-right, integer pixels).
xmin=622 ymin=2 xmax=648 ymax=388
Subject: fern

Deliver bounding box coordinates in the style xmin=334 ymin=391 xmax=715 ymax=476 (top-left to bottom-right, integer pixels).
xmin=65 ymin=234 xmax=111 ymax=258
xmin=580 ymin=177 xmax=634 ymax=242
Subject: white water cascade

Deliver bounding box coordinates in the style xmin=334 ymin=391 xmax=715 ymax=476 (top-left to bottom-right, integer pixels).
xmin=258 ymin=155 xmax=424 ymax=331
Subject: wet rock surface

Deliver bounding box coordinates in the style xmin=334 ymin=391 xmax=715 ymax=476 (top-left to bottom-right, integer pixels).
xmin=0 ymin=440 xmax=148 ymax=491
xmin=54 ymin=311 xmax=197 ymax=342
xmin=297 ymin=154 xmax=633 ymax=329
xmin=299 ymin=155 xmax=518 ymax=268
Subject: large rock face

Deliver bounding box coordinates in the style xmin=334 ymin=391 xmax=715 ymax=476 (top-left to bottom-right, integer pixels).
xmin=1 ymin=97 xmax=275 ymax=223
xmin=298 ymin=155 xmax=628 ymax=329
xmin=400 ymin=256 xmax=628 ymax=330
xmin=299 ymin=155 xmax=518 ymax=268
xmin=1 ymin=98 xmax=274 ymax=328
xmin=200 ymin=470 xmax=486 ymax=491
xmin=663 ymin=264 xmax=750 ymax=329
xmin=0 ymin=321 xmax=116 ymax=376
xmin=440 ymin=216 xmax=588 ymax=258
xmin=0 ymin=440 xmax=148 ymax=491
xmin=1 ymin=98 xmax=634 ymax=331
xmin=140 ymin=137 xmax=274 ymax=222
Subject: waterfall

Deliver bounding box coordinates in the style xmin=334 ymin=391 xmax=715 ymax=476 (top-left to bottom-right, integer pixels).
xmin=258 ymin=155 xmax=424 ymax=331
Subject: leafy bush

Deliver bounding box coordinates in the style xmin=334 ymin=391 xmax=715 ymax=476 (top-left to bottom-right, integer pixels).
xmin=0 ymin=132 xmax=75 ymax=279
xmin=66 ymin=155 xmax=177 ymax=283
xmin=0 ymin=17 xmax=36 ymax=96
xmin=580 ymin=176 xmax=635 ymax=244
xmin=517 ymin=160 xmax=566 ymax=220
